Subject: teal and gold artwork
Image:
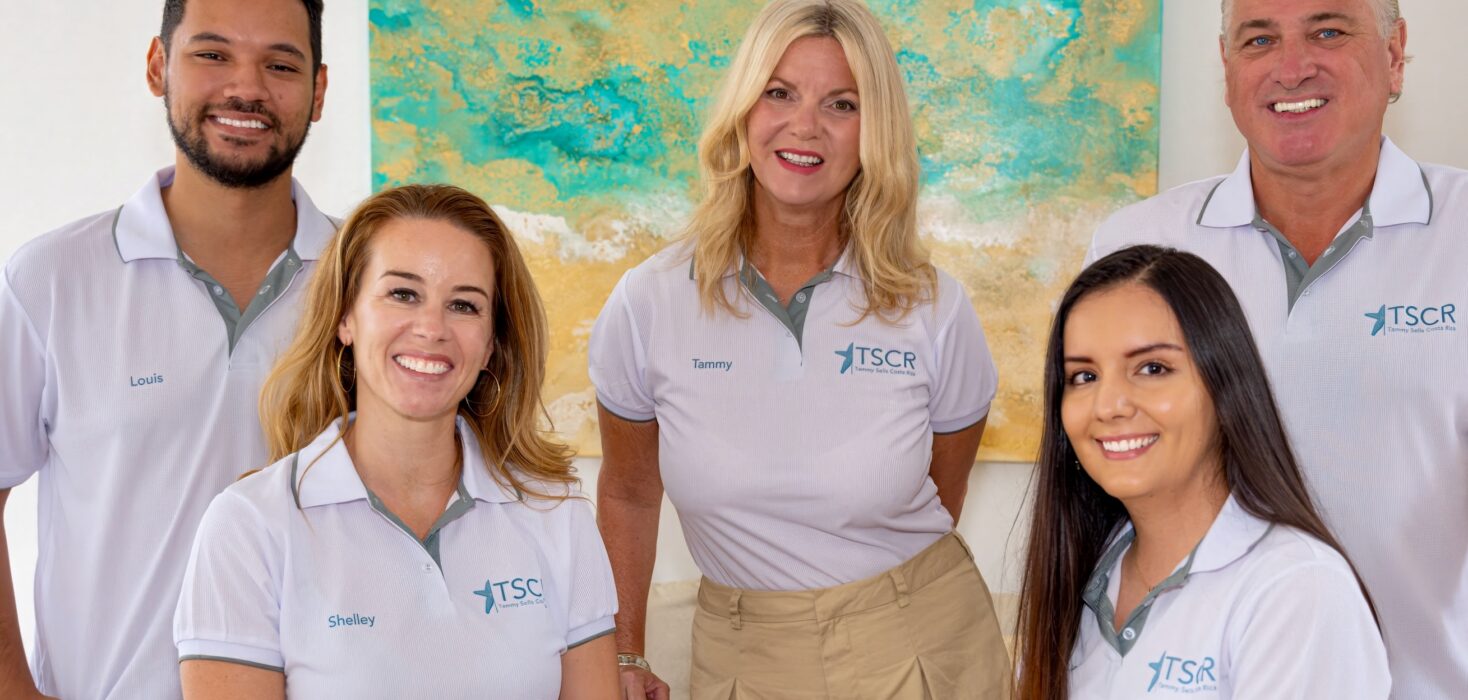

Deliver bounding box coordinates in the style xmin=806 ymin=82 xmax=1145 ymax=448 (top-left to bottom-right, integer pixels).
xmin=370 ymin=0 xmax=1162 ymax=460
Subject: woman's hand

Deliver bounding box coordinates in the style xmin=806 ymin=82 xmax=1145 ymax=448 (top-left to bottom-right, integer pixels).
xmin=619 ymin=664 xmax=671 ymax=700
xmin=595 ymin=406 xmax=666 ymax=697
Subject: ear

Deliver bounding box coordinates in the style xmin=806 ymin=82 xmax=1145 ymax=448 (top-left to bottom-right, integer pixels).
xmin=1387 ymin=19 xmax=1408 ymax=97
xmin=146 ymin=36 xmax=167 ymax=98
xmin=1218 ymin=36 xmax=1232 ymax=108
xmin=311 ymin=64 xmax=329 ymax=123
xmin=337 ymin=314 xmax=353 ymax=347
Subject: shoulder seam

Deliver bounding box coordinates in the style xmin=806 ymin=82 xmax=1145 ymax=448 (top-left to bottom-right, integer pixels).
xmin=930 ymin=274 xmax=967 ymax=367
xmin=1 ymin=267 xmax=46 ymax=353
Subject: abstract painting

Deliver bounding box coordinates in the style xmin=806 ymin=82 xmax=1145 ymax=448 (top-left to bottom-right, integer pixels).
xmin=371 ymin=0 xmax=1162 ymax=460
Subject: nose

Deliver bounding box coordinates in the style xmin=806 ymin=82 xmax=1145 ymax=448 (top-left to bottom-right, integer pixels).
xmin=788 ymin=99 xmax=820 ymax=139
xmin=1091 ymin=374 xmax=1136 ymax=423
xmin=1271 ymin=37 xmax=1319 ymax=90
xmin=410 ymin=305 xmax=449 ymax=341
xmin=222 ymin=62 xmax=271 ymax=105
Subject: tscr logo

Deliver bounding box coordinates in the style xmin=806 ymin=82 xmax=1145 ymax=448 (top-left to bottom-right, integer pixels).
xmin=834 ymin=342 xmax=918 ymax=377
xmin=1364 ymin=303 xmax=1457 ymax=336
xmin=472 ymin=576 xmax=545 ymax=614
xmin=1146 ymin=650 xmax=1218 ymax=693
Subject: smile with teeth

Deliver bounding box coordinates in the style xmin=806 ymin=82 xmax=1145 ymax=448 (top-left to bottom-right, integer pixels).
xmin=394 ymin=355 xmax=451 ymax=375
xmin=777 ymin=151 xmax=823 ymax=166
xmin=1099 ymin=435 xmax=1159 ymax=453
xmin=213 ymin=116 xmax=269 ymax=129
xmin=1272 ymin=98 xmax=1327 ymax=114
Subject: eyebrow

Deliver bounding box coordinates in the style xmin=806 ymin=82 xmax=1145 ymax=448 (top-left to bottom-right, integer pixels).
xmin=1063 ymin=343 xmax=1184 ymax=364
xmin=1236 ymin=12 xmax=1356 ymax=34
xmin=185 ymin=32 xmax=307 ymax=61
xmin=453 ymin=285 xmax=491 ymax=298
xmin=767 ymin=76 xmax=858 ymax=98
xmin=1307 ymin=11 xmax=1356 ymax=25
xmin=381 ymin=270 xmax=490 ymax=298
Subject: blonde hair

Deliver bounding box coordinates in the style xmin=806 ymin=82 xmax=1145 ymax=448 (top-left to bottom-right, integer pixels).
xmin=259 ymin=184 xmax=574 ymax=500
xmin=688 ymin=0 xmax=933 ymax=319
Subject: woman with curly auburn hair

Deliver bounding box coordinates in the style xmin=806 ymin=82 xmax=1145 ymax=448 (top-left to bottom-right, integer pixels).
xmin=173 ymin=184 xmax=619 ymax=699
xmin=590 ymin=1 xmax=1009 ymax=697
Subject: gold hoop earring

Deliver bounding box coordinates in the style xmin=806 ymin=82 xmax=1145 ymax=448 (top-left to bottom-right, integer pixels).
xmin=336 ymin=343 xmax=355 ymax=394
xmin=463 ymin=371 xmax=502 ymax=418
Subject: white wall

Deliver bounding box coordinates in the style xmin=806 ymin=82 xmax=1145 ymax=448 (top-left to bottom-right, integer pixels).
xmin=3 ymin=0 xmax=1465 ymax=659
xmin=0 ymin=0 xmax=373 ymax=659
xmin=0 ymin=4 xmax=372 ymax=260
xmin=1157 ymin=2 xmax=1468 ymax=189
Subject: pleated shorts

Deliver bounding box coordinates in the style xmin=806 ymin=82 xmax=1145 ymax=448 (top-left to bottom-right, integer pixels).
xmin=690 ymin=532 xmax=1011 ymax=699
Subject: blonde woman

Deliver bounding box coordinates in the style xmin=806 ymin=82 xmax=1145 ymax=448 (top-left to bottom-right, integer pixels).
xmin=173 ymin=185 xmax=619 ymax=699
xmin=590 ymin=1 xmax=1010 ymax=697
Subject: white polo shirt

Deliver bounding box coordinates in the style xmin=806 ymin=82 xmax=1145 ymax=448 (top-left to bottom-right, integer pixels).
xmin=0 ymin=167 xmax=335 ymax=699
xmin=589 ymin=243 xmax=998 ymax=590
xmin=1069 ymin=496 xmax=1389 ymax=698
xmin=173 ymin=417 xmax=617 ymax=697
xmin=1089 ymin=137 xmax=1468 ymax=698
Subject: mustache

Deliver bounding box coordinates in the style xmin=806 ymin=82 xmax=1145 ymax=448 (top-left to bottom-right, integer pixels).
xmin=205 ymin=97 xmax=280 ymax=127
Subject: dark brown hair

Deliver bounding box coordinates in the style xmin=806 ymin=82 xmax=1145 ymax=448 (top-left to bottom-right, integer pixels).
xmin=162 ymin=0 xmax=326 ymax=73
xmin=1013 ymin=245 xmax=1375 ymax=699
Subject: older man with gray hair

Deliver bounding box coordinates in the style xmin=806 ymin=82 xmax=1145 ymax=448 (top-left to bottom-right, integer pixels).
xmin=1089 ymin=0 xmax=1466 ymax=697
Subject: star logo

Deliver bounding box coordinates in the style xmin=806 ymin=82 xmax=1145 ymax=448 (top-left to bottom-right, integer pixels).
xmin=473 ymin=581 xmax=497 ymax=614
xmin=835 ymin=342 xmax=854 ymax=374
xmin=1365 ymin=304 xmax=1387 ymax=336
xmin=1147 ymin=650 xmax=1167 ymax=691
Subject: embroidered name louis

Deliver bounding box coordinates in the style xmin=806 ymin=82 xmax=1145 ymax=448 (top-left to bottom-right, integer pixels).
xmin=129 ymin=373 xmax=164 ymax=387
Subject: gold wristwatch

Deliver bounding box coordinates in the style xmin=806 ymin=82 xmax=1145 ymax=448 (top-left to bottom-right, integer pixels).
xmin=617 ymin=653 xmax=652 ymax=673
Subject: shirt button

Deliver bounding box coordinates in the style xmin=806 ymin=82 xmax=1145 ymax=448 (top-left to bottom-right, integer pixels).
xmin=258 ymin=284 xmax=271 ymax=295
xmin=1287 ymin=250 xmax=1297 ymax=258
xmin=795 ymin=292 xmax=807 ymax=303
xmin=1324 ymin=246 xmax=1335 ymax=255
xmin=1122 ymin=627 xmax=1136 ymax=641
xmin=1303 ymin=290 xmax=1312 ymax=296
xmin=422 ymin=563 xmax=433 ymax=573
xmin=212 ymin=285 xmax=224 ymax=296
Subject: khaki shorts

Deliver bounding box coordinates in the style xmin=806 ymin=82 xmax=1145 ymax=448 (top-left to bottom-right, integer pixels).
xmin=691 ymin=533 xmax=1011 ymax=699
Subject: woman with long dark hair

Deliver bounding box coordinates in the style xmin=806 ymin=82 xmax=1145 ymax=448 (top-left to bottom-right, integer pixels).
xmin=1013 ymin=245 xmax=1388 ymax=698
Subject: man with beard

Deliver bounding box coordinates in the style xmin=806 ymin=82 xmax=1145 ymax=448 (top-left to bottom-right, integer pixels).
xmin=0 ymin=0 xmax=331 ymax=697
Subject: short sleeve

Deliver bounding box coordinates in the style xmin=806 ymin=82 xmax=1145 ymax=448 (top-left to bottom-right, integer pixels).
xmin=588 ymin=271 xmax=655 ymax=422
xmin=558 ymin=497 xmax=618 ymax=650
xmin=0 ymin=269 xmax=49 ymax=488
xmin=928 ymin=278 xmax=999 ymax=433
xmin=1083 ymin=230 xmax=1105 ymax=267
xmin=1087 ymin=207 xmax=1140 ymax=267
xmin=1226 ymin=561 xmax=1390 ymax=697
xmin=173 ymin=489 xmax=286 ymax=671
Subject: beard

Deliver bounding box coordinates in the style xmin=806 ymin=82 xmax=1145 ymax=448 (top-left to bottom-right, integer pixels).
xmin=164 ymin=92 xmax=311 ymax=189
